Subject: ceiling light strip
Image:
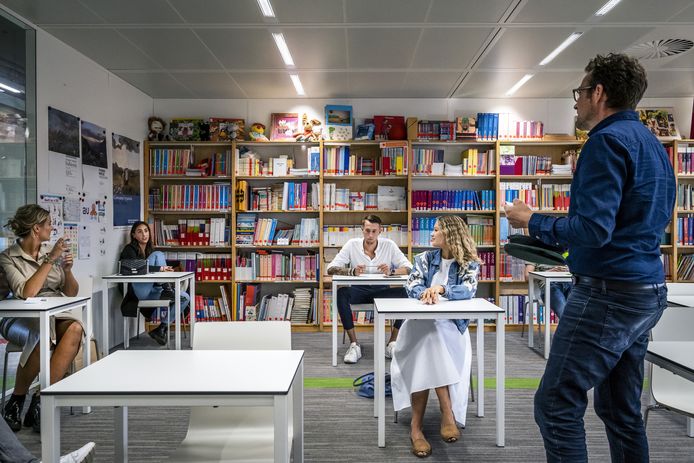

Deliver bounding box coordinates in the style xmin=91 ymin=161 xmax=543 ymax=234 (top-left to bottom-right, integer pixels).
xmin=539 ymin=32 xmax=583 ymax=66
xmin=595 ymin=0 xmax=623 ymax=16
xmin=290 ymin=74 xmax=305 ymax=96
xmin=0 ymin=82 xmax=21 ymax=94
xmin=256 ymin=0 xmax=276 ymax=18
xmin=272 ymin=33 xmax=295 ymax=66
xmin=505 ymin=74 xmax=534 ymax=96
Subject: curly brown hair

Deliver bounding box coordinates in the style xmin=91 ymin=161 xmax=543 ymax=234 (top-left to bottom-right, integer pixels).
xmin=437 ymin=215 xmax=480 ymax=267
xmin=584 ymin=53 xmax=647 ymax=111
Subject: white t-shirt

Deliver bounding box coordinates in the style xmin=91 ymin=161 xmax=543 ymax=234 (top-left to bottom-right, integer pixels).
xmin=430 ymin=257 xmax=455 ymax=288
xmin=327 ymin=237 xmax=412 ymax=272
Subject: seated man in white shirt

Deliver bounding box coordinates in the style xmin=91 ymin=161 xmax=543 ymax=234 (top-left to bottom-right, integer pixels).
xmin=327 ymin=215 xmax=412 ymax=364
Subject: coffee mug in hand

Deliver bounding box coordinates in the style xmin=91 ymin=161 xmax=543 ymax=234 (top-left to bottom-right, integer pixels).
xmin=363 ymin=265 xmax=380 ymax=274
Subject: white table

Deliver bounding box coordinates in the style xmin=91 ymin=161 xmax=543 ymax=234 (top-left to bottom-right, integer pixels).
xmin=330 ymin=274 xmax=409 ymax=366
xmin=667 ymin=295 xmax=694 ymax=307
xmin=101 ymin=272 xmax=195 ymax=354
xmin=0 ymin=296 xmax=91 ymax=399
xmin=373 ymin=297 xmax=505 ymax=448
xmin=527 ymin=271 xmax=572 ymax=359
xmin=41 ymin=350 xmax=304 ymax=463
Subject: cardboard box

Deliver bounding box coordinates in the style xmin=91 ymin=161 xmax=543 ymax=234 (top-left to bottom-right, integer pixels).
xmin=406 ymin=117 xmax=418 ymax=141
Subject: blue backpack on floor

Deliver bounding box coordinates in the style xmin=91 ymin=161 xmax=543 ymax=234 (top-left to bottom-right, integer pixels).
xmin=353 ymin=372 xmax=392 ymax=398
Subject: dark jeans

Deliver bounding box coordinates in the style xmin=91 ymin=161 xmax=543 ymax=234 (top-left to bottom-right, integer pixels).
xmin=534 ymin=282 xmax=667 ymax=463
xmin=336 ymin=285 xmax=407 ymax=331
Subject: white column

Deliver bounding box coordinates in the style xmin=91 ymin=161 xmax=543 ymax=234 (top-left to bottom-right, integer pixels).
xmin=40 ymin=395 xmax=60 ymax=463
xmin=274 ymin=395 xmax=290 ymax=462
xmin=115 ymin=406 xmax=128 ymax=462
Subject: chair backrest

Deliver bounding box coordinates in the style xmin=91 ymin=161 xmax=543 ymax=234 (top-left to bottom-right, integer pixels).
xmin=651 ymin=307 xmax=694 ymax=342
xmin=192 ymin=321 xmax=291 ymax=350
xmin=666 ymin=282 xmax=694 ymax=296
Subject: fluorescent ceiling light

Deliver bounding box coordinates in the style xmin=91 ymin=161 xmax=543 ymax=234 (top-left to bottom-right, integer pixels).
xmin=539 ymin=32 xmax=583 ymax=66
xmin=256 ymin=0 xmax=275 ymax=18
xmin=505 ymin=74 xmax=534 ymax=96
xmin=272 ymin=33 xmax=294 ymax=66
xmin=290 ymin=74 xmax=305 ymax=96
xmin=0 ymin=82 xmax=21 ymax=93
xmin=595 ymin=0 xmax=623 ymax=16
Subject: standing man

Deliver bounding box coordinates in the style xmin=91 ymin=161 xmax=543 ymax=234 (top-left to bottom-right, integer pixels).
xmin=505 ymin=53 xmax=675 ymax=462
xmin=327 ymin=215 xmax=412 ymax=364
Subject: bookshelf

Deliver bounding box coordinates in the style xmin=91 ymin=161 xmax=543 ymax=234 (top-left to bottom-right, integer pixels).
xmin=143 ymin=136 xmax=686 ymax=331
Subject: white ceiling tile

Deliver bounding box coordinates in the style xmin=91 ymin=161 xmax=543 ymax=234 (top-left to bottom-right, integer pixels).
xmin=454 ymin=71 xmax=584 ymax=98
xmin=230 ymin=72 xmax=299 ymax=98
xmin=348 ymin=29 xmax=421 ymax=68
xmin=512 ymin=0 xmax=609 ymax=23
xmin=297 ymin=71 xmax=350 ymax=98
xmin=195 ymin=28 xmax=285 ymax=70
xmin=428 ymin=0 xmax=516 ymax=23
xmin=624 ymin=25 xmax=694 ymax=68
xmin=669 ymin=3 xmax=694 ymax=21
xmin=0 ymin=0 xmax=103 ymax=24
xmin=345 ymin=0 xmax=430 ymax=23
xmin=117 ymin=28 xmax=223 ymax=69
xmin=44 ymin=28 xmax=160 ymax=69
xmin=167 ymin=0 xmax=262 ymax=24
xmin=272 ymin=0 xmax=344 ymax=23
xmin=600 ymin=0 xmax=694 ymax=22
xmin=643 ymin=70 xmax=694 ymax=97
xmin=546 ymin=27 xmax=654 ymax=69
xmin=79 ymin=0 xmax=184 ymax=24
xmin=477 ymin=27 xmax=576 ymax=69
xmin=402 ymin=71 xmax=462 ymax=97
xmin=283 ymin=28 xmax=347 ymax=69
xmin=412 ymin=28 xmax=493 ymax=69
xmin=113 ymin=71 xmax=195 ymax=98
xmin=168 ymin=72 xmax=246 ymax=98
xmin=348 ymin=72 xmax=407 ymax=98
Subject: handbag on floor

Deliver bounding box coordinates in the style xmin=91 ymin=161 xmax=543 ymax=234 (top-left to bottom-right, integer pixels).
xmin=353 ymin=371 xmax=392 ymax=399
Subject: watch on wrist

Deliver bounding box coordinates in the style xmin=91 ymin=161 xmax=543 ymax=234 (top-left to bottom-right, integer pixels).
xmin=43 ymin=255 xmax=57 ymax=266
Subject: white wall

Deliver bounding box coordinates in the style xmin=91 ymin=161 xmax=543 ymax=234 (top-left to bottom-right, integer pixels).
xmin=154 ymin=97 xmax=693 ymax=139
xmin=35 ymin=28 xmax=153 ymax=348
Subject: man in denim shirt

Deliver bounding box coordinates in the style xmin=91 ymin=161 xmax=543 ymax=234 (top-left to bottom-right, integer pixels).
xmin=505 ymin=53 xmax=675 ymax=463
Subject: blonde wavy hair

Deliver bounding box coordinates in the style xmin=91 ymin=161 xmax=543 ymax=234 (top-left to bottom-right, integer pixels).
xmin=5 ymin=204 xmax=50 ymax=238
xmin=436 ymin=215 xmax=480 ymax=266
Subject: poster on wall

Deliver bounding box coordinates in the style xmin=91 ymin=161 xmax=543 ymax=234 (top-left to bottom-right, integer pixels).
xmin=78 ymin=224 xmax=91 ymax=260
xmin=47 ymin=107 xmax=81 ymax=197
xmin=64 ymin=223 xmax=79 ymax=258
xmin=38 ymin=194 xmax=64 ymax=244
xmin=48 ymin=107 xmax=79 ymax=157
xmin=111 ymin=133 xmax=141 ymax=227
xmin=80 ymin=194 xmax=107 ymax=223
xmin=80 ymin=121 xmax=107 ymax=168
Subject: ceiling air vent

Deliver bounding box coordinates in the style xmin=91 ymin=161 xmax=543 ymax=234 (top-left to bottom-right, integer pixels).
xmin=625 ymin=39 xmax=693 ymax=59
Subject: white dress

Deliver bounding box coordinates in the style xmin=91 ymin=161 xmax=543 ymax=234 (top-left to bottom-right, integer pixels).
xmin=390 ymin=258 xmax=473 ymax=426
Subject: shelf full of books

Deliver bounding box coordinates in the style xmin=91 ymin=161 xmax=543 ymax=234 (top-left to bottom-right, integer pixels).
xmin=142 ymin=137 xmax=690 ymax=328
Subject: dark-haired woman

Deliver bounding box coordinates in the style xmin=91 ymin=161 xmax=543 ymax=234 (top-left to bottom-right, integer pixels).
xmin=0 ymin=204 xmax=83 ymax=433
xmin=119 ymin=221 xmax=190 ymax=346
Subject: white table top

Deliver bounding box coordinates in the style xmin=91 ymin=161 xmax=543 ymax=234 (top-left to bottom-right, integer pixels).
xmin=667 ymin=295 xmax=694 ymax=307
xmin=332 ymin=274 xmax=409 ymax=282
xmin=529 ymin=271 xmax=572 ymax=279
xmin=374 ymin=297 xmax=503 ymax=314
xmin=647 ymin=341 xmax=694 ymax=372
xmin=102 ymin=271 xmax=194 ymax=280
xmin=42 ymin=350 xmax=304 ymax=396
xmin=0 ymin=296 xmax=90 ymax=313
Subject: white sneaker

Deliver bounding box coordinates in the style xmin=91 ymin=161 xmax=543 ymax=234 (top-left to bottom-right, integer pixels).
xmin=343 ymin=342 xmax=362 ymax=364
xmin=58 ymin=442 xmax=95 ymax=463
xmin=385 ymin=341 xmax=396 ymax=359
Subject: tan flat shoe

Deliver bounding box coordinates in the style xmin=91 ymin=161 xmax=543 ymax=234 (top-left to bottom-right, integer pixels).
xmin=410 ymin=437 xmax=432 ymax=458
xmin=440 ymin=423 xmax=460 ymax=442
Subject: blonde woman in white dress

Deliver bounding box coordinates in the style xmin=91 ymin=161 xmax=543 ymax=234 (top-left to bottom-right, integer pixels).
xmin=391 ymin=215 xmax=480 ymax=458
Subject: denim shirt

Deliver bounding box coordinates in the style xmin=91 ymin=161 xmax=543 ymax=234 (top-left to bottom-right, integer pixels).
xmin=528 ymin=110 xmax=675 ymax=283
xmin=406 ymin=249 xmax=480 ymax=334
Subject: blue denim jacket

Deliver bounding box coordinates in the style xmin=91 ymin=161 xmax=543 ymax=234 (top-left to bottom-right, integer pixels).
xmin=406 ymin=249 xmax=480 ymax=334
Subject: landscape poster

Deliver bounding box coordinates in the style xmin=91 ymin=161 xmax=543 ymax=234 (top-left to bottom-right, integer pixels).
xmin=112 ymin=132 xmax=141 ymax=226
xmin=48 ymin=107 xmax=79 ymax=157
xmin=80 ymin=120 xmax=107 ymax=168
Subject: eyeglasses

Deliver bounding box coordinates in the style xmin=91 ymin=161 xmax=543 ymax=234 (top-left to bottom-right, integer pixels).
xmin=572 ymin=86 xmax=594 ymax=102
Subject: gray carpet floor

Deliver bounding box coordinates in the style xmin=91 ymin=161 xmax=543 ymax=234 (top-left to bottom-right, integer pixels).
xmin=5 ymin=328 xmax=694 ymax=462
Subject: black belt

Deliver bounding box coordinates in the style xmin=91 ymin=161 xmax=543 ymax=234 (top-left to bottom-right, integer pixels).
xmin=572 ymin=275 xmax=665 ymax=292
